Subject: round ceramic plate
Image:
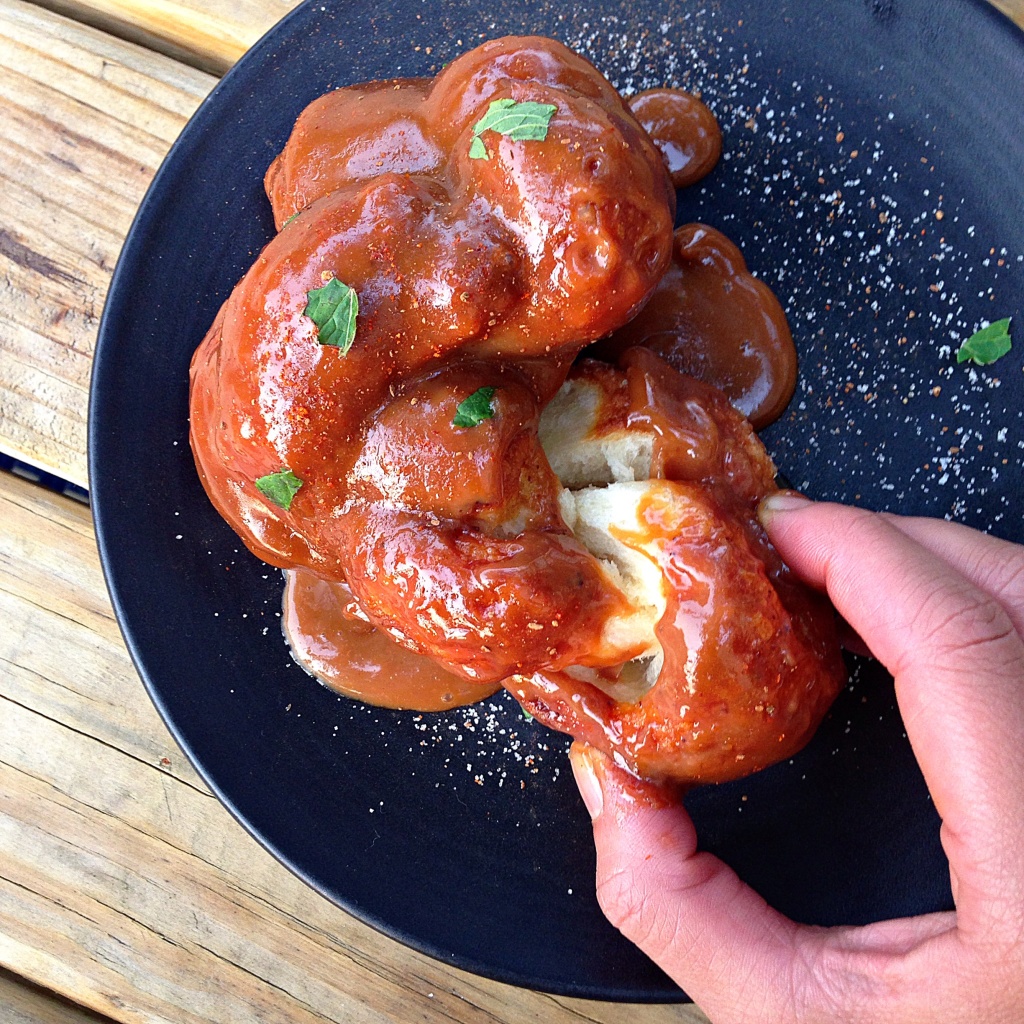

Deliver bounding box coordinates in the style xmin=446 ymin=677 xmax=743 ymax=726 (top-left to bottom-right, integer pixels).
xmin=90 ymin=0 xmax=1024 ymax=1001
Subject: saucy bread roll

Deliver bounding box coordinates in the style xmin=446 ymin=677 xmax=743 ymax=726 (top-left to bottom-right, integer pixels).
xmin=518 ymin=354 xmax=847 ymax=784
xmin=190 ymin=34 xmax=846 ymax=787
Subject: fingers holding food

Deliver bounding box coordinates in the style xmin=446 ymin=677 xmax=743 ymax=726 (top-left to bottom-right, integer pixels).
xmin=512 ymin=356 xmax=845 ymax=785
xmin=514 ymin=479 xmax=845 ymax=784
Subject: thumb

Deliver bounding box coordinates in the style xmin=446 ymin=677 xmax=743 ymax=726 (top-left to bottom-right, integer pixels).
xmin=570 ymin=742 xmax=811 ymax=1023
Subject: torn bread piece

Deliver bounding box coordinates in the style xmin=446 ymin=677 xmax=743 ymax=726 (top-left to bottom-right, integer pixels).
xmin=540 ymin=371 xmax=671 ymax=703
xmin=526 ymin=354 xmax=845 ymax=785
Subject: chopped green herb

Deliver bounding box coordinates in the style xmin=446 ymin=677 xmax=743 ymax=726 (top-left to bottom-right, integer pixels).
xmin=956 ymin=317 xmax=1013 ymax=366
xmin=304 ymin=276 xmax=359 ymax=352
xmin=255 ymin=468 xmax=303 ymax=510
xmin=452 ymin=386 xmax=497 ymax=428
xmin=522 ymin=708 xmax=534 ymax=722
xmin=282 ymin=210 xmax=301 ymax=228
xmin=469 ymin=98 xmax=557 ymax=160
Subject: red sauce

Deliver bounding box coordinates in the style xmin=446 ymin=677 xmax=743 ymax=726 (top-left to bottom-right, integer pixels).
xmin=512 ymin=356 xmax=844 ymax=784
xmin=264 ymin=79 xmax=441 ymax=226
xmin=628 ymin=89 xmax=722 ymax=189
xmin=190 ymin=36 xmax=840 ymax=784
xmin=190 ymin=36 xmax=674 ymax=574
xmin=283 ymin=570 xmax=497 ymax=709
xmin=596 ymin=224 xmax=797 ymax=429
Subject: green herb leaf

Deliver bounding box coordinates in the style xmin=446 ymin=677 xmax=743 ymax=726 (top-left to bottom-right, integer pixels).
xmin=452 ymin=386 xmax=497 ymax=428
xmin=304 ymin=277 xmax=359 ymax=352
xmin=255 ymin=468 xmax=303 ymax=510
xmin=469 ymin=99 xmax=557 ymax=160
xmin=282 ymin=210 xmax=301 ymax=228
xmin=522 ymin=708 xmax=534 ymax=722
xmin=956 ymin=317 xmax=1013 ymax=366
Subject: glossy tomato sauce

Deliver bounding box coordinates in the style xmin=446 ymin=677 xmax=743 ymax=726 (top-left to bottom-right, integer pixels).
xmin=189 ymin=36 xmax=836 ymax=782
xmin=596 ymin=224 xmax=797 ymax=428
xmin=283 ymin=570 xmax=498 ymax=710
xmin=512 ymin=352 xmax=844 ymax=784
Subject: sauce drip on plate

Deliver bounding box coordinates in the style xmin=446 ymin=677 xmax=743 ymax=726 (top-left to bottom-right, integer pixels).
xmin=596 ymin=224 xmax=797 ymax=429
xmin=283 ymin=570 xmax=498 ymax=709
xmin=628 ymin=88 xmax=722 ymax=188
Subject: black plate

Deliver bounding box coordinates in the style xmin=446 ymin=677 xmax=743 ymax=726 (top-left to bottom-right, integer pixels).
xmin=90 ymin=0 xmax=1024 ymax=1001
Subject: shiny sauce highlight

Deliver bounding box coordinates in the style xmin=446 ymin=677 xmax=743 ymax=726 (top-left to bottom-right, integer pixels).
xmin=190 ymin=40 xmax=802 ymax=716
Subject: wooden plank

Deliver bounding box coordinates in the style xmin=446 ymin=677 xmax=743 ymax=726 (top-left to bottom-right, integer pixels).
xmin=31 ymin=0 xmax=302 ymax=74
xmin=993 ymin=0 xmax=1024 ymax=26
xmin=28 ymin=0 xmax=1024 ymax=76
xmin=0 ymin=968 xmax=114 ymax=1024
xmin=0 ymin=0 xmax=215 ymax=488
xmin=0 ymin=469 xmax=711 ymax=1023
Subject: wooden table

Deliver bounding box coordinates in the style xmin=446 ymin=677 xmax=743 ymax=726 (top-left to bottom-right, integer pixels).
xmin=1 ymin=1 xmax=1021 ymax=1020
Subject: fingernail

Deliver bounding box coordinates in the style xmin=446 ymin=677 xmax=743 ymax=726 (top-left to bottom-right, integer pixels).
xmin=758 ymin=490 xmax=812 ymax=528
xmin=570 ymin=744 xmax=604 ymax=820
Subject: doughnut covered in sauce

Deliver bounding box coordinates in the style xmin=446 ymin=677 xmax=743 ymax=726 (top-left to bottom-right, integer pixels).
xmin=518 ymin=351 xmax=846 ymax=784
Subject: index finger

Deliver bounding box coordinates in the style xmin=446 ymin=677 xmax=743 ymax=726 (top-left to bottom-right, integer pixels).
xmin=762 ymin=497 xmax=1024 ymax=940
xmin=878 ymin=513 xmax=1024 ymax=637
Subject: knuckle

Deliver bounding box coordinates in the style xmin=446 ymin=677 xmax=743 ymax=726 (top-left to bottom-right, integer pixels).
xmin=803 ymin=945 xmax=891 ymax=1024
xmin=899 ymin=585 xmax=1018 ymax=672
xmin=596 ymin=864 xmax=681 ymax=954
xmin=993 ymin=551 xmax=1024 ymax=612
xmin=596 ymin=854 xmax=718 ymax=965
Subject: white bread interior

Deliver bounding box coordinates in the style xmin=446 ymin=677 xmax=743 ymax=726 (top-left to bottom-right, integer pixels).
xmin=540 ymin=376 xmax=653 ymax=487
xmin=539 ymin=376 xmax=676 ymax=702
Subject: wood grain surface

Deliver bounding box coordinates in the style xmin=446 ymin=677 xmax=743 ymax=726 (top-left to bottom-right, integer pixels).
xmin=32 ymin=0 xmax=302 ymax=73
xmin=0 ymin=968 xmax=111 ymax=1024
xmin=0 ymin=468 xmax=711 ymax=1023
xmin=1 ymin=0 xmax=1022 ymax=488
xmin=0 ymin=0 xmax=213 ymax=488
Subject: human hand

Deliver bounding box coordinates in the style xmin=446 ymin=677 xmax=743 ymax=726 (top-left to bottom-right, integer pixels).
xmin=570 ymin=495 xmax=1024 ymax=1022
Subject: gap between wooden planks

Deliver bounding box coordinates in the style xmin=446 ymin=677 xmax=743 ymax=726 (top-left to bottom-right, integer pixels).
xmin=0 ymin=473 xmax=713 ymax=1023
xmin=30 ymin=0 xmax=302 ymax=74
xmin=0 ymin=967 xmax=112 ymax=1023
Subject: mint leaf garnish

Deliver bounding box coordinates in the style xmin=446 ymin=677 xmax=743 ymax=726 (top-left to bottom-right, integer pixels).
xmin=255 ymin=469 xmax=303 ymax=510
xmin=469 ymin=98 xmax=557 ymax=160
xmin=956 ymin=317 xmax=1013 ymax=366
xmin=304 ymin=277 xmax=359 ymax=352
xmin=452 ymin=386 xmax=496 ymax=428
